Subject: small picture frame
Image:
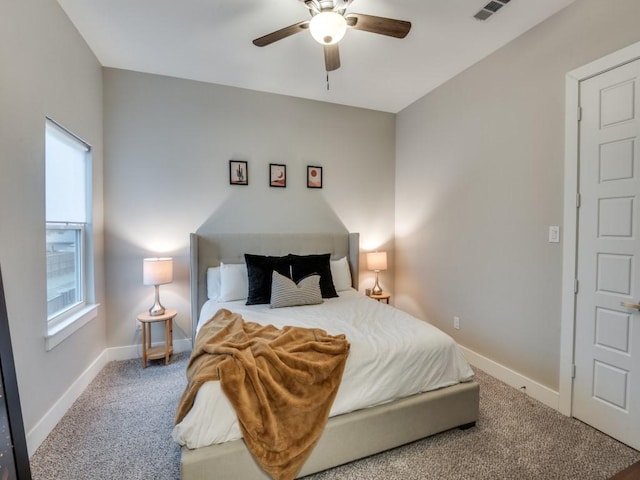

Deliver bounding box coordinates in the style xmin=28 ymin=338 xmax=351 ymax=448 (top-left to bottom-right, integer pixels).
xmin=229 ymin=160 xmax=248 ymax=185
xmin=269 ymin=164 xmax=286 ymax=188
xmin=307 ymin=166 xmax=322 ymax=189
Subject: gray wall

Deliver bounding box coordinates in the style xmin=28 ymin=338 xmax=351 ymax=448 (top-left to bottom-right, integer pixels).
xmin=395 ymin=0 xmax=640 ymax=390
xmin=6 ymin=0 xmax=632 ymax=450
xmin=0 ymin=0 xmax=105 ymax=441
xmin=103 ymin=69 xmax=396 ymax=348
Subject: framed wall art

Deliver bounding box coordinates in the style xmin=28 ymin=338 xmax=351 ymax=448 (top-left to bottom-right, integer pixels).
xmin=269 ymin=164 xmax=286 ymax=188
xmin=307 ymin=165 xmax=322 ymax=188
xmin=229 ymin=160 xmax=248 ymax=186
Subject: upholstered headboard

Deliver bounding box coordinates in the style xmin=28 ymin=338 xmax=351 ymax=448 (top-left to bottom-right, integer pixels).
xmin=189 ymin=232 xmax=360 ymax=343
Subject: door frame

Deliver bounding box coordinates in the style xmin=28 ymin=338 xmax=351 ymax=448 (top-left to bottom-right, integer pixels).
xmin=560 ymin=40 xmax=640 ymax=416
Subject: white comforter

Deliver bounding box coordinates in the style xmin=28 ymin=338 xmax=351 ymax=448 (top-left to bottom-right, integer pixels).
xmin=172 ymin=290 xmax=473 ymax=449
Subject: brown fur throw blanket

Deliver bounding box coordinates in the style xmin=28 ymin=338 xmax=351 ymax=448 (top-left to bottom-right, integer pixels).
xmin=175 ymin=309 xmax=350 ymax=480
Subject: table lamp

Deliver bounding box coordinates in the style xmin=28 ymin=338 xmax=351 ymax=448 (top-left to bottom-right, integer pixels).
xmin=143 ymin=257 xmax=173 ymax=316
xmin=366 ymin=251 xmax=387 ymax=296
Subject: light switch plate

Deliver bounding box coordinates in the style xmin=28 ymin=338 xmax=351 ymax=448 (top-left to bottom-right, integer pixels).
xmin=549 ymin=226 xmax=560 ymax=243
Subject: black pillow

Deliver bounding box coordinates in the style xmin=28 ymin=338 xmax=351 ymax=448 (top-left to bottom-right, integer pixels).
xmin=245 ymin=254 xmax=292 ymax=305
xmin=289 ymin=253 xmax=338 ymax=299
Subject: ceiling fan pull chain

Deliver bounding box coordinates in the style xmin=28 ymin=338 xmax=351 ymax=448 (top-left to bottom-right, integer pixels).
xmin=326 ymin=72 xmax=330 ymax=90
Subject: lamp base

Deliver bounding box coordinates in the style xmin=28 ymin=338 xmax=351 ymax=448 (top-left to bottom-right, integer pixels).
xmin=148 ymin=285 xmax=166 ymax=316
xmin=148 ymin=303 xmax=166 ymax=317
xmin=372 ymin=271 xmax=383 ymax=296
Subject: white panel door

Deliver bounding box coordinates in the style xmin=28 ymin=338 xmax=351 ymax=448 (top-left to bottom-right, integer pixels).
xmin=574 ymin=59 xmax=640 ymax=450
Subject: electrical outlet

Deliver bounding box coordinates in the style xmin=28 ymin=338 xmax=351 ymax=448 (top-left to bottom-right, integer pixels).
xmin=453 ymin=316 xmax=460 ymax=330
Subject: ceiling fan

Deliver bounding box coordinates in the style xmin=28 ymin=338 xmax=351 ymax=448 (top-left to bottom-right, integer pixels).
xmin=252 ymin=0 xmax=411 ymax=72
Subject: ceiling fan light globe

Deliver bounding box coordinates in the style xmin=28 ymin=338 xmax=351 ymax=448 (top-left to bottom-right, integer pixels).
xmin=309 ymin=11 xmax=346 ymax=45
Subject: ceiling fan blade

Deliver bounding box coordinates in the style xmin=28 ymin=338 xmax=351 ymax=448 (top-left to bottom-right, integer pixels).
xmin=324 ymin=44 xmax=340 ymax=71
xmin=253 ymin=21 xmax=310 ymax=47
xmin=346 ymin=13 xmax=411 ymax=38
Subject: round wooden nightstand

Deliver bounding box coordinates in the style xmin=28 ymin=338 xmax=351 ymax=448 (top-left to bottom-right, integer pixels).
xmin=137 ymin=309 xmax=176 ymax=368
xmin=370 ymin=292 xmax=391 ymax=304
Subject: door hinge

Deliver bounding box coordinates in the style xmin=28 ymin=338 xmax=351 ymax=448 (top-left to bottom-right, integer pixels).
xmin=574 ymin=279 xmax=579 ymax=294
xmin=577 ymin=106 xmax=582 ymax=121
xmin=576 ymin=193 xmax=581 ymax=208
xmin=571 ymin=364 xmax=576 ymax=379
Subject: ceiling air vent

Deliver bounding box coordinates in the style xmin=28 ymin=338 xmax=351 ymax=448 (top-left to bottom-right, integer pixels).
xmin=474 ymin=0 xmax=511 ymax=21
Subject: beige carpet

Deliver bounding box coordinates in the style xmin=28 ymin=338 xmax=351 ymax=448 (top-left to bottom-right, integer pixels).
xmin=30 ymin=353 xmax=640 ymax=479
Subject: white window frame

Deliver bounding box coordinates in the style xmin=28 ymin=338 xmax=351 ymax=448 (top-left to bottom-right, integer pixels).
xmin=45 ymin=118 xmax=98 ymax=351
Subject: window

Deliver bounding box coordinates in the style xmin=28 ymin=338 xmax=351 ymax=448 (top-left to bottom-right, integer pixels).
xmin=46 ymin=224 xmax=84 ymax=318
xmin=45 ymin=119 xmax=96 ymax=347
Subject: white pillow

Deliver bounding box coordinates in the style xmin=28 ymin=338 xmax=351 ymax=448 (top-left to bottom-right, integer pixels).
xmin=218 ymin=263 xmax=248 ymax=302
xmin=206 ymin=267 xmax=221 ymax=300
xmin=270 ymin=271 xmax=323 ymax=308
xmin=330 ymin=257 xmax=352 ymax=292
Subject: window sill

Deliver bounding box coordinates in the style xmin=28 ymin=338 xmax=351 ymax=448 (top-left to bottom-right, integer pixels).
xmin=45 ymin=304 xmax=100 ymax=351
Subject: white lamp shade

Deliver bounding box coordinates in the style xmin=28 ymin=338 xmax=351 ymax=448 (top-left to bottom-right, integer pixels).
xmin=309 ymin=11 xmax=347 ymax=45
xmin=366 ymin=251 xmax=387 ymax=272
xmin=143 ymin=258 xmax=173 ymax=286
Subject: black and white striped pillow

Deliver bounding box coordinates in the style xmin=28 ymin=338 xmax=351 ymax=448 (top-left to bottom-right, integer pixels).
xmin=270 ymin=271 xmax=323 ymax=308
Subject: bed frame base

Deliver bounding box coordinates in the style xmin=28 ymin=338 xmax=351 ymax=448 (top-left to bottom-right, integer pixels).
xmin=181 ymin=380 xmax=479 ymax=480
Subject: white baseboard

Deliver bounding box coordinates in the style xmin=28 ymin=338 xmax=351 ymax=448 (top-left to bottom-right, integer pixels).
xmin=27 ymin=338 xmax=192 ymax=456
xmin=459 ymin=345 xmax=560 ymax=411
xmin=26 ymin=349 xmax=108 ymax=456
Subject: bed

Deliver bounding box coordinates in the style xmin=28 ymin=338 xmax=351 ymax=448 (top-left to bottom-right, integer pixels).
xmin=176 ymin=232 xmax=479 ymax=480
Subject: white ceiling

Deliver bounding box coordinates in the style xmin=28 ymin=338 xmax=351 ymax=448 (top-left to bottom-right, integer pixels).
xmin=57 ymin=0 xmax=575 ymax=113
